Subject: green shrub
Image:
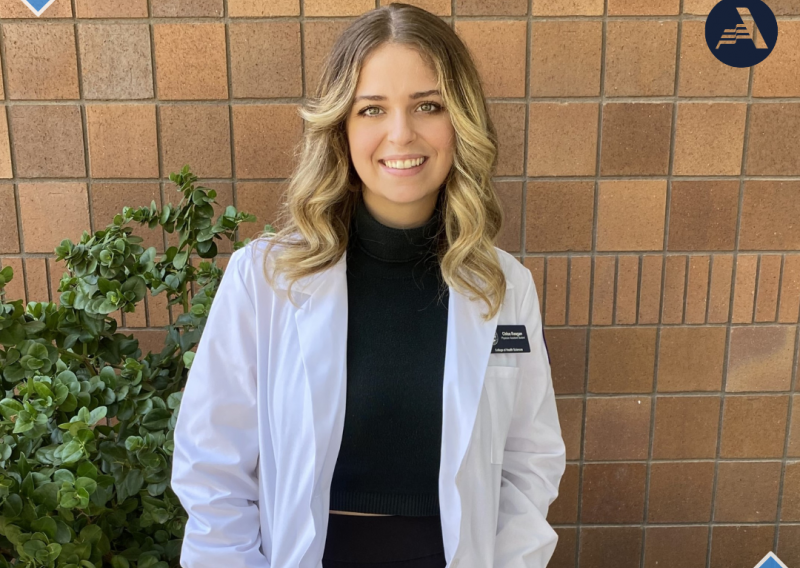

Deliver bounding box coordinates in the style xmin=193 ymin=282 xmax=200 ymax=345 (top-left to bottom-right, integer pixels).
xmin=0 ymin=166 xmax=267 ymax=568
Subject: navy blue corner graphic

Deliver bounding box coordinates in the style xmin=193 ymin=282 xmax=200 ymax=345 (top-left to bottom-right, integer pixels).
xmin=705 ymin=0 xmax=778 ymax=67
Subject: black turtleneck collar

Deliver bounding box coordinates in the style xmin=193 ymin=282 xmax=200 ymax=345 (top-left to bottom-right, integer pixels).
xmin=351 ymin=193 xmax=442 ymax=263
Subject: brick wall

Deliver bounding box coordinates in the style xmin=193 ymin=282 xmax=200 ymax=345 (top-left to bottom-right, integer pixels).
xmin=1 ymin=1 xmax=800 ymax=567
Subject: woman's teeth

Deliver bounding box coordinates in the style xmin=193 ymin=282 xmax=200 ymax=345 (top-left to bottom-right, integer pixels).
xmin=383 ymin=157 xmax=426 ymax=169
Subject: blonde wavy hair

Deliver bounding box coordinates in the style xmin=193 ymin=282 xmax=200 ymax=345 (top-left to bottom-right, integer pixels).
xmin=252 ymin=1 xmax=507 ymax=321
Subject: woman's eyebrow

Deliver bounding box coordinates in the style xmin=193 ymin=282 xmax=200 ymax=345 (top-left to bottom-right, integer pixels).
xmin=353 ymin=89 xmax=441 ymax=103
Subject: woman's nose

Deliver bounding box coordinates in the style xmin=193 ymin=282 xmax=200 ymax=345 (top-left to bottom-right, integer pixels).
xmin=387 ymin=112 xmax=415 ymax=144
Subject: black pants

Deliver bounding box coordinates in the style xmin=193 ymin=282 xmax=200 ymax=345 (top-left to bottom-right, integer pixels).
xmin=322 ymin=513 xmax=447 ymax=568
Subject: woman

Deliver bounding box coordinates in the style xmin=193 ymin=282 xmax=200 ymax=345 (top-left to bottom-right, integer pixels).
xmin=170 ymin=3 xmax=565 ymax=568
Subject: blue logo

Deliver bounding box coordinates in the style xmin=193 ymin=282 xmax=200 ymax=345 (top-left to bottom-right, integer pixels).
xmin=753 ymin=552 xmax=789 ymax=568
xmin=705 ymin=0 xmax=778 ymax=67
xmin=19 ymin=0 xmax=57 ymax=16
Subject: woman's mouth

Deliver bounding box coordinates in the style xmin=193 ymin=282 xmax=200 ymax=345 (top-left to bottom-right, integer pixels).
xmin=379 ymin=156 xmax=429 ymax=177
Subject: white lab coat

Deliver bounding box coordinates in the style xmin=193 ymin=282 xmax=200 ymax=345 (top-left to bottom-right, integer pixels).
xmin=170 ymin=236 xmax=566 ymax=568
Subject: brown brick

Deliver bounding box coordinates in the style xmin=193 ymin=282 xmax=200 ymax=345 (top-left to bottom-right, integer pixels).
xmin=234 ymin=181 xmax=285 ymax=239
xmin=533 ymin=0 xmax=603 ymax=14
xmin=747 ymin=104 xmax=800 ymax=175
xmin=579 ymin=527 xmax=642 ymax=568
xmin=547 ymin=462 xmax=579 ymax=523
xmin=588 ymin=327 xmax=656 ymax=393
xmin=153 ymin=24 xmax=228 ymax=100
xmin=530 ymin=21 xmax=602 ymax=97
xmin=740 ymin=181 xmax=800 ymax=250
xmin=732 ymin=254 xmax=757 ymax=323
xmin=378 ymin=0 xmax=451 ymax=14
xmin=78 ymin=24 xmax=153 ymax=100
xmin=597 ymin=180 xmax=666 ymax=251
xmin=678 ymin=20 xmax=749 ymax=96
xmin=523 ymin=257 xmax=544 ymax=304
xmin=87 ymin=105 xmax=158 ymax=179
xmin=0 ymin=184 xmax=19 ymax=254
xmin=647 ymin=462 xmax=714 ymax=522
xmin=605 ymin=20 xmax=677 ymax=96
xmin=230 ymin=22 xmax=302 ymax=99
xmin=75 ymin=0 xmax=147 ymax=17
xmin=546 ymin=328 xmax=587 ymax=395
xmin=615 ymin=255 xmax=639 ymax=325
xmin=714 ymin=461 xmax=781 ymax=522
xmin=554 ymin=399 xmax=583 ymax=461
xmin=0 ymin=0 xmax=71 ymax=18
xmin=151 ymin=0 xmax=224 ymax=16
xmin=525 ymin=181 xmax=594 ymax=252
xmin=608 ymin=0 xmax=679 ymax=14
xmin=657 ymin=326 xmax=726 ymax=392
xmin=753 ymin=21 xmax=800 ymax=97
xmin=782 ymin=461 xmax=800 ymax=521
xmin=581 ymin=463 xmax=646 ymax=523
xmin=685 ymin=255 xmax=710 ymax=324
xmin=568 ymin=256 xmax=591 ymax=325
xmin=661 ymin=255 xmax=686 ymax=324
xmin=720 ymin=395 xmax=789 ymax=458
xmin=160 ymin=105 xmax=231 ymax=179
xmin=591 ymin=255 xmax=615 ymax=325
xmin=2 ymin=23 xmax=79 ymax=100
xmin=673 ymin=103 xmax=746 ymax=176
xmin=600 ymin=103 xmax=672 ymax=176
xmin=778 ymin=525 xmax=800 ymax=566
xmin=90 ymin=183 xmax=162 ymax=252
xmin=232 ymin=105 xmax=303 ymax=178
xmin=228 ymin=0 xmax=299 ymax=16
xmin=0 ymin=257 xmax=25 ymax=302
xmin=550 ymin=529 xmax=577 ymax=568
xmin=0 ymin=108 xmax=11 ymax=179
xmin=18 ymin=183 xmax=90 ymax=254
xmin=8 ymin=105 xmax=85 ymax=178
xmin=710 ymin=526 xmax=775 ymax=568
xmin=455 ymin=20 xmax=526 ymax=98
xmin=528 ymin=103 xmax=598 ymax=177
xmin=667 ymin=180 xmax=739 ymax=251
xmin=488 ymin=103 xmax=525 ymax=176
xmin=544 ymin=256 xmax=567 ymax=325
xmin=22 ymin=257 xmax=49 ymax=302
xmin=708 ymin=254 xmax=733 ymax=323
xmin=755 ymin=254 xmax=782 ymax=322
xmin=457 ymin=0 xmax=527 ymax=15
xmin=644 ymin=527 xmax=709 ymax=568
xmin=727 ymin=326 xmax=795 ymax=392
xmin=638 ymin=255 xmax=663 ymax=324
xmin=584 ymin=396 xmax=651 ymax=460
xmin=303 ymin=20 xmax=354 ymax=98
xmin=495 ymin=180 xmax=522 ymax=253
xmin=779 ymin=255 xmax=800 ymax=323
xmin=789 ymin=394 xmax=800 ymax=457
xmin=652 ymin=396 xmax=720 ymax=459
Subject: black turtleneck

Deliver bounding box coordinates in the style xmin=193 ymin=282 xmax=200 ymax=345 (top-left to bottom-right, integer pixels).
xmin=328 ymin=193 xmax=449 ymax=517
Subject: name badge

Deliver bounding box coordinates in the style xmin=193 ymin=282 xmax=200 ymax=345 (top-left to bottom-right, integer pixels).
xmin=491 ymin=325 xmax=531 ymax=353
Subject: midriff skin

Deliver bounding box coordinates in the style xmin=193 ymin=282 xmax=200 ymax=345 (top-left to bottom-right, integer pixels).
xmin=329 ymin=510 xmax=395 ymax=516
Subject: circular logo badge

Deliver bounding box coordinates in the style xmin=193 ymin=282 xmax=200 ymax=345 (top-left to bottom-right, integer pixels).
xmin=493 ymin=332 xmax=498 ymax=346
xmin=705 ymin=0 xmax=778 ymax=67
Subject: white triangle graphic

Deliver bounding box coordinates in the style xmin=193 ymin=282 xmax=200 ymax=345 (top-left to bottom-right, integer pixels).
xmin=754 ymin=551 xmax=790 ymax=568
xmin=19 ymin=0 xmax=57 ymax=17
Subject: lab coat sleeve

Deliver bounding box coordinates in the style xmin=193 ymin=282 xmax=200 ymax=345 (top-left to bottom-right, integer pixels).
xmin=170 ymin=246 xmax=270 ymax=568
xmin=494 ymin=268 xmax=567 ymax=568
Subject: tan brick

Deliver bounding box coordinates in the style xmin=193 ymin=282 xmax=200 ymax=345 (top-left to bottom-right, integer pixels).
xmin=615 ymin=255 xmax=639 ymax=325
xmin=608 ymin=0 xmax=679 ymax=14
xmin=747 ymin=104 xmax=800 ymax=175
xmin=753 ymin=21 xmax=800 ymax=97
xmin=0 ymin=184 xmax=19 ymax=254
xmin=488 ymin=103 xmax=525 ymax=176
xmin=495 ymin=181 xmax=521 ymax=254
xmin=568 ymin=256 xmax=591 ymax=325
xmin=533 ymin=0 xmax=603 ymax=14
xmin=528 ymin=103 xmax=598 ymax=177
xmin=673 ymin=103 xmax=746 ymax=176
xmin=667 ymin=180 xmax=739 ymax=251
xmin=151 ymin=0 xmax=223 ymax=16
xmin=755 ymin=254 xmax=782 ymax=322
xmin=236 ymin=181 xmax=287 ymax=241
xmin=779 ymin=255 xmax=800 ymax=323
xmin=544 ymin=256 xmax=567 ymax=326
xmin=455 ymin=20 xmax=527 ymax=98
xmin=605 ymin=20 xmax=677 ymax=96
xmin=78 ymin=24 xmax=154 ymax=100
xmin=661 ymin=255 xmax=686 ymax=324
xmin=86 ymin=105 xmax=158 ymax=179
xmin=638 ymin=255 xmax=663 ymax=324
xmin=707 ymin=254 xmax=733 ymax=323
xmin=732 ymin=254 xmax=758 ymax=323
xmin=589 ymin=327 xmax=656 ymax=393
xmin=0 ymin=107 xmax=11 ymax=179
xmin=740 ymin=180 xmax=800 ymax=250
xmin=306 ymin=0 xmax=373 ymax=15
xmin=0 ymin=257 xmax=25 ymax=302
xmin=727 ymin=326 xmax=795 ymax=392
xmin=530 ymin=21 xmax=602 ymax=97
xmin=153 ymin=24 xmax=228 ymax=100
xmin=90 ymin=183 xmax=162 ymax=252
xmin=379 ymin=0 xmax=451 ymax=14
xmin=685 ymin=255 xmax=710 ymax=324
xmin=678 ymin=21 xmax=749 ymax=96
xmin=657 ymin=326 xmax=726 ymax=392
xmin=160 ymin=105 xmax=231 ymax=179
xmin=591 ymin=255 xmax=615 ymax=326
xmin=8 ymin=105 xmax=86 ymax=178
xmin=230 ymin=22 xmax=302 ymax=99
xmin=23 ymin=257 xmax=49 ymax=302
xmin=457 ymin=0 xmax=526 ymax=15
xmin=303 ymin=20 xmax=355 ymax=98
xmin=18 ymin=183 xmax=90 ymax=254
xmin=597 ymin=180 xmax=667 ymax=251
xmin=75 ymin=0 xmax=147 ymax=17
xmin=228 ymin=0 xmax=299 ymax=16
xmin=232 ymin=105 xmax=303 ymax=178
xmin=2 ymin=23 xmax=79 ymax=100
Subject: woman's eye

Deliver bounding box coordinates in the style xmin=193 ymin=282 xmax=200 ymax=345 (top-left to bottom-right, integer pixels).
xmin=358 ymin=102 xmax=442 ymax=117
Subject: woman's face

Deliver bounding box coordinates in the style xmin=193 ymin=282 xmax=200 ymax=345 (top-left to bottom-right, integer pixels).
xmin=345 ymin=42 xmax=455 ymax=229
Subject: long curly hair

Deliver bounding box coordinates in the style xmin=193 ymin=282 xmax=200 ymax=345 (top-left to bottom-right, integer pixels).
xmin=252 ymin=1 xmax=507 ymax=321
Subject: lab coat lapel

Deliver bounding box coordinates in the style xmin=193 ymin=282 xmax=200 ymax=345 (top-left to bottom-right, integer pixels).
xmin=292 ymin=249 xmax=505 ymax=562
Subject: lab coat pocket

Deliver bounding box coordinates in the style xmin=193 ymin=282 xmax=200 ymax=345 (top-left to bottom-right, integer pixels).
xmin=484 ymin=365 xmax=521 ymax=465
